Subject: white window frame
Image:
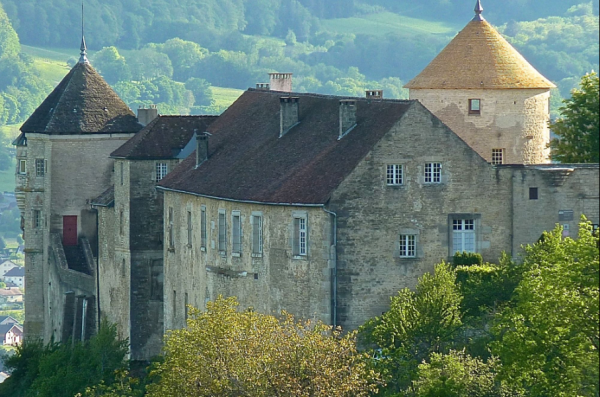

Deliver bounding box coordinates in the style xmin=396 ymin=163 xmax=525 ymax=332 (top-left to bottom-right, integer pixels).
xmin=252 ymin=213 xmax=263 ymax=257
xmin=218 ymin=209 xmax=227 ymax=255
xmin=232 ymin=211 xmax=242 ymax=256
xmin=35 ymin=159 xmax=46 ymax=177
xmin=18 ymin=160 xmax=27 ymax=175
xmin=200 ymin=206 xmax=207 ymax=252
xmin=424 ymin=162 xmax=442 ymax=184
xmin=399 ymin=234 xmax=416 ymax=258
xmin=156 ymin=162 xmax=168 ymax=182
xmin=293 ymin=214 xmax=308 ymax=258
xmin=492 ymin=149 xmax=504 ymax=165
xmin=386 ymin=164 xmax=403 ymax=186
xmin=452 ymin=219 xmax=476 ymax=254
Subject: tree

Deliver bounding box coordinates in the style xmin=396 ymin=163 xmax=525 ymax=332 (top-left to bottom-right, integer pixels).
xmin=492 ymin=220 xmax=600 ymax=397
xmin=361 ymin=262 xmax=463 ymax=395
xmin=549 ymin=72 xmax=599 ymax=163
xmin=146 ymin=296 xmax=381 ymax=397
xmin=92 ymin=47 xmax=131 ymax=85
xmin=0 ymin=4 xmax=20 ymax=60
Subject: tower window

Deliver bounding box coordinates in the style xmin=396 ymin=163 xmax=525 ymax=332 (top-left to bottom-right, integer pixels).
xmin=529 ymin=188 xmax=539 ymax=200
xmin=492 ymin=149 xmax=504 ymax=165
xmin=156 ymin=163 xmax=168 ymax=181
xmin=18 ymin=160 xmax=27 ymax=175
xmin=468 ymin=99 xmax=481 ymax=115
xmin=35 ymin=159 xmax=46 ymax=177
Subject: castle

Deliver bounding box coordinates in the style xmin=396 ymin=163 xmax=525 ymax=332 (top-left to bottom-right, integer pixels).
xmin=15 ymin=2 xmax=599 ymax=361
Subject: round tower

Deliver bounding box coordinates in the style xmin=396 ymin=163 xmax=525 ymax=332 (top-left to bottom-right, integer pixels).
xmin=404 ymin=0 xmax=555 ymax=165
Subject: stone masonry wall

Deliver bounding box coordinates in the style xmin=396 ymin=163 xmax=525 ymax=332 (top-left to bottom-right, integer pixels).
xmin=162 ymin=191 xmax=333 ymax=331
xmin=410 ymin=89 xmax=551 ymax=165
xmin=329 ymin=103 xmax=514 ymax=330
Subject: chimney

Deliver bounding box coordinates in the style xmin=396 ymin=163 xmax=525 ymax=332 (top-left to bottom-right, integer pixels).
xmin=366 ymin=90 xmax=383 ymax=100
xmin=256 ymin=83 xmax=271 ymax=90
xmin=270 ymin=73 xmax=293 ymax=93
xmin=280 ymin=97 xmax=300 ymax=137
xmin=339 ymin=100 xmax=357 ymax=139
xmin=195 ymin=130 xmax=209 ymax=167
xmin=137 ymin=105 xmax=158 ymax=126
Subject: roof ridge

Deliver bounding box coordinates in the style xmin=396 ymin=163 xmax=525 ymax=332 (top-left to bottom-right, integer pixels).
xmin=247 ymin=88 xmax=415 ymax=103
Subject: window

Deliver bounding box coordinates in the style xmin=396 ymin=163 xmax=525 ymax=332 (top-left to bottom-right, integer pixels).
xmin=452 ymin=219 xmax=476 ymax=253
xmin=119 ymin=210 xmax=124 ymax=235
xmin=149 ymin=260 xmax=163 ymax=301
xmin=187 ymin=211 xmax=193 ymax=247
xmin=252 ymin=214 xmax=263 ymax=256
xmin=18 ymin=160 xmax=26 ymax=175
xmin=120 ymin=162 xmax=124 ymax=185
xmin=399 ymin=235 xmax=416 ymax=258
xmin=35 ymin=159 xmax=46 ymax=177
xmin=424 ymin=163 xmax=442 ymax=184
xmin=156 ymin=163 xmax=168 ymax=182
xmin=469 ymin=99 xmax=481 ymax=115
xmin=386 ymin=164 xmax=403 ymax=186
xmin=218 ymin=210 xmax=227 ymax=254
xmin=200 ymin=206 xmax=207 ymax=251
xmin=232 ymin=211 xmax=241 ymax=255
xmin=168 ymin=207 xmax=174 ymax=250
xmin=529 ymin=187 xmax=539 ymax=200
xmin=293 ymin=215 xmax=307 ymax=257
xmin=492 ymin=149 xmax=504 ymax=165
xmin=33 ymin=210 xmax=42 ymax=229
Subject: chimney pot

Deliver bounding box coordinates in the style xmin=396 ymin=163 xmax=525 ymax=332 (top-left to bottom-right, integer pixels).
xmin=270 ymin=73 xmax=293 ymax=92
xmin=366 ymin=90 xmax=383 ymax=99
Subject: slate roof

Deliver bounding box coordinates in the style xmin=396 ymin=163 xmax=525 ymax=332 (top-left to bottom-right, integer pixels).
xmin=158 ymin=90 xmax=414 ymax=205
xmin=111 ymin=115 xmax=218 ymax=160
xmin=91 ymin=186 xmax=115 ymax=208
xmin=21 ymin=62 xmax=143 ymax=134
xmin=405 ymin=18 xmax=555 ymax=90
xmin=3 ymin=267 xmax=24 ymax=277
xmin=0 ymin=316 xmax=18 ymax=325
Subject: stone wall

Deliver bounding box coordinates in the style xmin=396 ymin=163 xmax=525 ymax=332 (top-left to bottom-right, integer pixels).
xmin=162 ymin=191 xmax=333 ymax=331
xmin=329 ymin=103 xmax=513 ymax=330
xmin=410 ymin=89 xmax=551 ymax=165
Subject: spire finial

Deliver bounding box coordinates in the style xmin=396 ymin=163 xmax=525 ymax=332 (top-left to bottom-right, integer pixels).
xmin=79 ymin=2 xmax=89 ymax=64
xmin=473 ymin=0 xmax=484 ymax=21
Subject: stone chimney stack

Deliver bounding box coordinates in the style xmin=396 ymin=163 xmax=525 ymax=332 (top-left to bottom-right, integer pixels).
xmin=196 ymin=130 xmax=209 ymax=167
xmin=366 ymin=90 xmax=383 ymax=100
xmin=137 ymin=105 xmax=158 ymax=126
xmin=280 ymin=97 xmax=300 ymax=137
xmin=339 ymin=100 xmax=357 ymax=139
xmin=270 ymin=73 xmax=293 ymax=92
xmin=256 ymin=83 xmax=271 ymax=90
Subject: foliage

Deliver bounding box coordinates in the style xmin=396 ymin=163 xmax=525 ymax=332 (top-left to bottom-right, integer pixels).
xmin=0 ymin=321 xmax=129 ymax=397
xmin=412 ymin=350 xmax=513 ymax=397
xmin=0 ymin=310 xmax=24 ymax=323
xmin=0 ymin=4 xmax=20 ymax=60
xmin=452 ymin=251 xmax=483 ymax=267
xmin=492 ymin=220 xmax=600 ymax=397
xmin=77 ymin=370 xmax=144 ymax=397
xmin=361 ymin=262 xmax=463 ymax=394
xmin=549 ymin=72 xmax=599 ymax=163
xmin=147 ymin=296 xmax=381 ymax=397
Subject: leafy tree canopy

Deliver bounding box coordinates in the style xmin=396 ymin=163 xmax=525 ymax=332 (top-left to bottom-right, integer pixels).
xmin=549 ymin=72 xmax=600 ymax=163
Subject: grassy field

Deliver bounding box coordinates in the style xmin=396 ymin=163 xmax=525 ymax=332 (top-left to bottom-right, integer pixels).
xmin=210 ymin=86 xmax=244 ymax=108
xmin=22 ymin=45 xmax=72 ymax=84
xmin=321 ymin=11 xmax=459 ymax=37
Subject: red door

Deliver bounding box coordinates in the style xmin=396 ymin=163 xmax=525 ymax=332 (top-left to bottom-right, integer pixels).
xmin=63 ymin=216 xmax=78 ymax=246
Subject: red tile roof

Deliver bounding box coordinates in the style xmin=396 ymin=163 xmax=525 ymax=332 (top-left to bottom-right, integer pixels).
xmin=158 ymin=90 xmax=414 ymax=205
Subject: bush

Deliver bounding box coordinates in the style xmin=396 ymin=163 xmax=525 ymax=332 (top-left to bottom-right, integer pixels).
xmin=452 ymin=251 xmax=483 ymax=267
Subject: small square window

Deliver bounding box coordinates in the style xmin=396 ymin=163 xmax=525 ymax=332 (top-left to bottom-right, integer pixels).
xmin=35 ymin=159 xmax=46 ymax=177
xmin=156 ymin=163 xmax=168 ymax=182
xmin=399 ymin=235 xmax=416 ymax=258
xmin=425 ymin=163 xmax=442 ymax=184
xmin=469 ymin=99 xmax=481 ymax=115
xmin=386 ymin=164 xmax=403 ymax=186
xmin=492 ymin=149 xmax=504 ymax=165
xmin=529 ymin=188 xmax=539 ymax=200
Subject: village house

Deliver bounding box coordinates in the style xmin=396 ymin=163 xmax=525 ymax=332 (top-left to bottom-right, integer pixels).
xmin=2 ymin=267 xmax=24 ymax=288
xmin=0 ymin=323 xmax=23 ymax=346
xmin=13 ymin=1 xmax=599 ymax=360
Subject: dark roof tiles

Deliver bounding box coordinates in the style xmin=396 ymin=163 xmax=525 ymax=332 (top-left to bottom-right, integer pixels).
xmin=21 ymin=63 xmax=143 ymax=134
xmin=111 ymin=116 xmax=218 ymax=159
xmin=158 ymin=90 xmax=414 ymax=205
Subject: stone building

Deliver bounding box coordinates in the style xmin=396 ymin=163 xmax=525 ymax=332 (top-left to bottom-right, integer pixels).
xmin=405 ymin=1 xmax=555 ymax=165
xmin=93 ymin=114 xmax=217 ymax=360
xmin=14 ymin=43 xmax=143 ymax=343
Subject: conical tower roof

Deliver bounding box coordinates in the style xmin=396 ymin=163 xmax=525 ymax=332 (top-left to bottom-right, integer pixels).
xmin=405 ymin=15 xmax=555 ymax=90
xmin=21 ymin=62 xmax=142 ymax=134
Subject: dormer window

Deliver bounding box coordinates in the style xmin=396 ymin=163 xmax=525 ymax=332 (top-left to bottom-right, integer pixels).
xmin=468 ymin=99 xmax=481 ymax=115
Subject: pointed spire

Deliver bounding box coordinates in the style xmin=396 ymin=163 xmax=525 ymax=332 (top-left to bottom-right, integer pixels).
xmin=79 ymin=2 xmax=89 ymax=64
xmin=473 ymin=0 xmax=485 ymax=21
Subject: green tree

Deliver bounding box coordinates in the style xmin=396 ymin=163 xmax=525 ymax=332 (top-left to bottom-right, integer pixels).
xmin=361 ymin=262 xmax=463 ymax=395
xmin=492 ymin=220 xmax=600 ymax=397
xmin=549 ymin=72 xmax=600 ymax=163
xmin=147 ymin=296 xmax=381 ymax=397
xmin=0 ymin=4 xmax=20 ymax=60
xmin=92 ymin=47 xmax=132 ymax=85
xmin=185 ymin=77 xmax=213 ymax=107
